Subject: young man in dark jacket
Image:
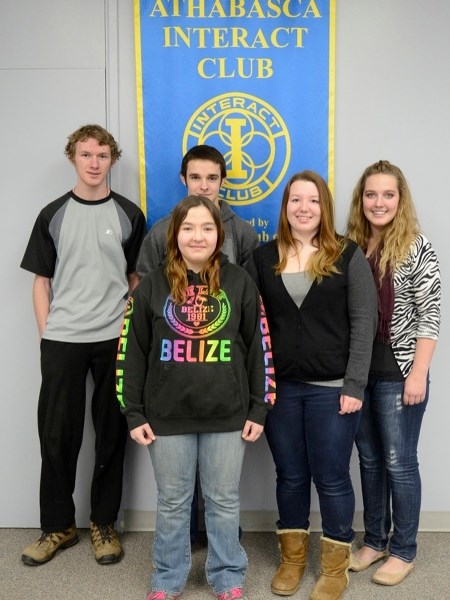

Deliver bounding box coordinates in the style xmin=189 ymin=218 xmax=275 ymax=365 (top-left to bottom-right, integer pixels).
xmin=137 ymin=144 xmax=259 ymax=275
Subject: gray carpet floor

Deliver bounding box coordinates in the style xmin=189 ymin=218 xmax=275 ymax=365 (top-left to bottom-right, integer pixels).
xmin=1 ymin=529 xmax=448 ymax=599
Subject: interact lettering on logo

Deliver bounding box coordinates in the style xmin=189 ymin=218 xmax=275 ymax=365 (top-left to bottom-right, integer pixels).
xmin=183 ymin=92 xmax=291 ymax=206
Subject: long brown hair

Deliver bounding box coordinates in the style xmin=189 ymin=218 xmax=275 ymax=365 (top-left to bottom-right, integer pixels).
xmin=165 ymin=196 xmax=225 ymax=304
xmin=275 ymin=171 xmax=345 ymax=280
xmin=346 ymin=160 xmax=419 ymax=280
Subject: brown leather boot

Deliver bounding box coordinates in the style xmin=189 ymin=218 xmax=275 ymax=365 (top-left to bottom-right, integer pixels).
xmin=310 ymin=536 xmax=351 ymax=600
xmin=90 ymin=521 xmax=123 ymax=564
xmin=271 ymin=529 xmax=310 ymax=596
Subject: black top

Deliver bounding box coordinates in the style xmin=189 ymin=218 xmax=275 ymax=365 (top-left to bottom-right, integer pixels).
xmin=247 ymin=240 xmax=378 ymax=401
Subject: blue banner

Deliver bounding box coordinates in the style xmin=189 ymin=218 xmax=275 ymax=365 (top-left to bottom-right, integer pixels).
xmin=135 ymin=0 xmax=335 ymax=241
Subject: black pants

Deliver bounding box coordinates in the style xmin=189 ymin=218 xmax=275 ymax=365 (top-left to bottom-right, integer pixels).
xmin=38 ymin=339 xmax=127 ymax=531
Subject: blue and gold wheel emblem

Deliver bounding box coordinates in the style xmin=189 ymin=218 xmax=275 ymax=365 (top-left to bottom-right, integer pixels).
xmin=183 ymin=92 xmax=291 ymax=206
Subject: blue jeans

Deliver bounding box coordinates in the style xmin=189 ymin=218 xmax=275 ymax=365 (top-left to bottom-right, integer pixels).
xmin=356 ymin=375 xmax=428 ymax=562
xmin=265 ymin=381 xmax=360 ymax=543
xmin=148 ymin=431 xmax=247 ymax=595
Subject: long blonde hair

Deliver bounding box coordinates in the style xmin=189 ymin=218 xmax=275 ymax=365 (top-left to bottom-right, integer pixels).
xmin=165 ymin=196 xmax=225 ymax=304
xmin=346 ymin=160 xmax=420 ymax=280
xmin=275 ymin=171 xmax=345 ymax=280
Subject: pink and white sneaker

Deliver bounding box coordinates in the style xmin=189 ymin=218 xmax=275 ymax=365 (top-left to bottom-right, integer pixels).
xmin=216 ymin=588 xmax=246 ymax=600
xmin=146 ymin=592 xmax=180 ymax=600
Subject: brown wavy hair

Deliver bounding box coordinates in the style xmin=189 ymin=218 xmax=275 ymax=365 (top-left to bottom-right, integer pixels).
xmin=64 ymin=124 xmax=122 ymax=163
xmin=346 ymin=160 xmax=419 ymax=280
xmin=275 ymin=171 xmax=346 ymax=280
xmin=165 ymin=196 xmax=225 ymax=304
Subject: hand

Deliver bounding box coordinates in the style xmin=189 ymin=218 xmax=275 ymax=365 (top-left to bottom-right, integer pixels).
xmin=339 ymin=395 xmax=362 ymax=415
xmin=403 ymin=371 xmax=427 ymax=405
xmin=129 ymin=423 xmax=156 ymax=446
xmin=242 ymin=420 xmax=264 ymax=442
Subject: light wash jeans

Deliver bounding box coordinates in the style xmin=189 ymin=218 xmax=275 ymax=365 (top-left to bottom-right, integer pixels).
xmin=148 ymin=431 xmax=247 ymax=595
xmin=356 ymin=376 xmax=429 ymax=562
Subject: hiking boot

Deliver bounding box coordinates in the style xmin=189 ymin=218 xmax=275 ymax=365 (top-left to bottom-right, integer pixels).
xmin=22 ymin=525 xmax=79 ymax=566
xmin=217 ymin=588 xmax=247 ymax=600
xmin=90 ymin=521 xmax=123 ymax=564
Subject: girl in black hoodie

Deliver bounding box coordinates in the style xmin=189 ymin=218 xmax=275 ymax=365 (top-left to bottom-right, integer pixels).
xmin=116 ymin=195 xmax=275 ymax=600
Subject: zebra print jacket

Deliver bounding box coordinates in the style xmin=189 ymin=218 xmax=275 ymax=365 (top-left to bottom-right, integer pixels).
xmin=390 ymin=233 xmax=440 ymax=378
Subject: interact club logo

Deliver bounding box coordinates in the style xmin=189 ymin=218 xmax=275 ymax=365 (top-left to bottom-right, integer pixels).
xmin=183 ymin=92 xmax=291 ymax=206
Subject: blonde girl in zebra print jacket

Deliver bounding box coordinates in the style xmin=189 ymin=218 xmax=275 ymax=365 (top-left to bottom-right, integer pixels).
xmin=345 ymin=160 xmax=441 ymax=587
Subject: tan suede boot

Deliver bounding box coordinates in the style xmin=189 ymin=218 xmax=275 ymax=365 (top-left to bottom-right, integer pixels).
xmin=271 ymin=529 xmax=310 ymax=596
xmin=310 ymin=536 xmax=351 ymax=600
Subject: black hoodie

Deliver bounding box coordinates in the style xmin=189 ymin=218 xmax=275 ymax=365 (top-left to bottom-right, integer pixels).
xmin=116 ymin=254 xmax=275 ymax=435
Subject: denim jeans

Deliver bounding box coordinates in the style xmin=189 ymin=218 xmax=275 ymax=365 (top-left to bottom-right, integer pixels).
xmin=265 ymin=381 xmax=360 ymax=543
xmin=356 ymin=375 xmax=428 ymax=562
xmin=148 ymin=431 xmax=247 ymax=595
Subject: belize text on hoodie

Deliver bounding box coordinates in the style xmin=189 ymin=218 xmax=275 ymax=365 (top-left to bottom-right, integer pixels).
xmin=116 ymin=255 xmax=276 ymax=435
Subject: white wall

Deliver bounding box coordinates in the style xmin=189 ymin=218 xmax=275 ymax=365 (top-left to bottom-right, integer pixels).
xmin=1 ymin=0 xmax=448 ymax=529
xmin=333 ymin=2 xmax=450 ymax=520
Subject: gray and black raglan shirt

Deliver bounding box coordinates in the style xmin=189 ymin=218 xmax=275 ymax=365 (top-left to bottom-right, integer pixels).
xmin=21 ymin=190 xmax=147 ymax=343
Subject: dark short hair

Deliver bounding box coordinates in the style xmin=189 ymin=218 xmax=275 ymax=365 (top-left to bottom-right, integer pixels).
xmin=180 ymin=145 xmax=226 ymax=179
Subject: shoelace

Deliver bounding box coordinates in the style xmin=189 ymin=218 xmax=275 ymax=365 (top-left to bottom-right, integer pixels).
xmin=37 ymin=531 xmax=65 ymax=545
xmin=217 ymin=588 xmax=243 ymax=600
xmin=37 ymin=532 xmax=51 ymax=544
xmin=94 ymin=524 xmax=113 ymax=544
xmin=148 ymin=593 xmax=173 ymax=600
